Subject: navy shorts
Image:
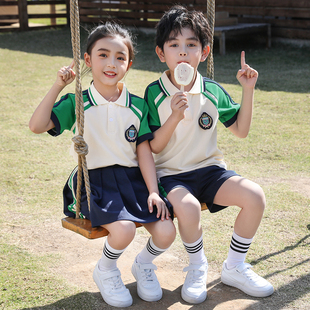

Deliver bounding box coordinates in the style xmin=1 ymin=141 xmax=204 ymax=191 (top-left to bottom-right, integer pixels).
xmin=63 ymin=165 xmax=172 ymax=227
xmin=159 ymin=165 xmax=239 ymax=213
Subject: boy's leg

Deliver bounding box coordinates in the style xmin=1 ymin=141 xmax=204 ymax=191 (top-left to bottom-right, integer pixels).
xmin=167 ymin=188 xmax=208 ymax=304
xmin=213 ymin=176 xmax=274 ymax=297
xmin=93 ymin=221 xmax=136 ymax=308
xmin=132 ymin=219 xmax=176 ymax=302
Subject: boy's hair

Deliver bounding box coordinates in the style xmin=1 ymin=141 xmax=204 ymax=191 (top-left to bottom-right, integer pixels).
xmin=86 ymin=21 xmax=135 ymax=61
xmin=156 ymin=5 xmax=212 ymax=50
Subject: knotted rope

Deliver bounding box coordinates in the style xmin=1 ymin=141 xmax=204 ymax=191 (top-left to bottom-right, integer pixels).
xmin=207 ymin=0 xmax=215 ymax=80
xmin=70 ymin=0 xmax=91 ymax=218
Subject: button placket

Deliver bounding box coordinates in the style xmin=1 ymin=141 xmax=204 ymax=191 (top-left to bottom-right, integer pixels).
xmin=108 ymin=104 xmax=116 ymax=132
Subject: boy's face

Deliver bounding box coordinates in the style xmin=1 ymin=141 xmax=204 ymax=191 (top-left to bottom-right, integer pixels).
xmin=156 ymin=27 xmax=209 ymax=86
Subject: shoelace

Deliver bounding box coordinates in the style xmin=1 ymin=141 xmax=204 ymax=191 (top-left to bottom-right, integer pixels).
xmin=108 ymin=275 xmax=124 ymax=291
xmin=141 ymin=268 xmax=155 ymax=282
xmin=187 ymin=269 xmax=204 ymax=285
xmin=239 ymin=264 xmax=258 ymax=282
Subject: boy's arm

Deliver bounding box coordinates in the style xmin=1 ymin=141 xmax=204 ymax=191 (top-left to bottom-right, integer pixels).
xmin=228 ymin=51 xmax=258 ymax=138
xmin=150 ymin=92 xmax=188 ymax=154
xmin=137 ymin=140 xmax=170 ymax=220
xmin=29 ymin=62 xmax=75 ymax=134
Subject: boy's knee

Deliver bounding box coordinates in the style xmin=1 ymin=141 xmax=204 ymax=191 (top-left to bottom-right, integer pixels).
xmin=253 ymin=184 xmax=266 ymax=212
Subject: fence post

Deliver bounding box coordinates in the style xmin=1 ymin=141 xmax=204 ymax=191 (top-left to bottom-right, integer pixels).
xmin=18 ymin=0 xmax=28 ymax=31
xmin=65 ymin=0 xmax=70 ymax=26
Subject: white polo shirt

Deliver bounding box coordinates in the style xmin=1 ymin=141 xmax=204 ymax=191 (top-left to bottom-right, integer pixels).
xmin=49 ymin=82 xmax=152 ymax=169
xmin=145 ymin=71 xmax=240 ymax=179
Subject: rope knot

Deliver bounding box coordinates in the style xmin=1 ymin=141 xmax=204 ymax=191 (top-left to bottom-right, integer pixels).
xmin=72 ymin=135 xmax=89 ymax=156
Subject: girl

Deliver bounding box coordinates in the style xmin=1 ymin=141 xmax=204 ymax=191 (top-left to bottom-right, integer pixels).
xmin=29 ymin=22 xmax=176 ymax=308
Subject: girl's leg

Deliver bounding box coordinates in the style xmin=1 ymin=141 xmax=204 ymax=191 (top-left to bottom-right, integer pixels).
xmin=167 ymin=188 xmax=208 ymax=304
xmin=93 ymin=220 xmax=136 ymax=308
xmin=131 ymin=219 xmax=176 ymax=302
xmin=98 ymin=220 xmax=136 ymax=271
xmin=214 ymin=176 xmax=273 ymax=297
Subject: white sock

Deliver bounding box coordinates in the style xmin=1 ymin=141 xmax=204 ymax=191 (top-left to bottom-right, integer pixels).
xmin=98 ymin=238 xmax=126 ymax=272
xmin=137 ymin=237 xmax=168 ymax=264
xmin=226 ymin=231 xmax=253 ymax=270
xmin=183 ymin=235 xmax=207 ymax=265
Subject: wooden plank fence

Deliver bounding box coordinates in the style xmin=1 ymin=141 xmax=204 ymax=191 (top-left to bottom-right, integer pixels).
xmin=215 ymin=0 xmax=310 ymax=40
xmin=1 ymin=1 xmax=309 ymax=39
xmin=0 ymin=0 xmax=69 ymax=32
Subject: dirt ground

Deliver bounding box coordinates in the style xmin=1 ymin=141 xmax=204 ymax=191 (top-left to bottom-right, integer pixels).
xmin=12 ymin=218 xmax=270 ymax=310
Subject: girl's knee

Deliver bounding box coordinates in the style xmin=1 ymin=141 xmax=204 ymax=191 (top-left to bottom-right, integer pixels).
xmin=107 ymin=221 xmax=136 ymax=240
xmin=149 ymin=220 xmax=176 ymax=246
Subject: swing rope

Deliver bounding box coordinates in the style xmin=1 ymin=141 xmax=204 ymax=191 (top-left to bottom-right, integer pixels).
xmin=207 ymin=0 xmax=215 ymax=80
xmin=69 ymin=0 xmax=91 ymax=218
xmin=67 ymin=0 xmax=215 ymax=222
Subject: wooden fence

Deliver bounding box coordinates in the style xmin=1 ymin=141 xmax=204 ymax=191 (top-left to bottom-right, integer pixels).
xmin=215 ymin=0 xmax=310 ymax=40
xmin=79 ymin=0 xmax=208 ymax=28
xmin=1 ymin=0 xmax=310 ymax=40
xmin=0 ymin=0 xmax=69 ymax=32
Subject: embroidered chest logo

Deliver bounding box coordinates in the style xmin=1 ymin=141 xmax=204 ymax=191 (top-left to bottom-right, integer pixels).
xmin=125 ymin=125 xmax=137 ymax=142
xmin=199 ymin=112 xmax=213 ymax=130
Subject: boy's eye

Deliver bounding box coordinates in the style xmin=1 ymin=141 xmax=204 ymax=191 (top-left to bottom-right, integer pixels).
xmin=117 ymin=56 xmax=125 ymax=61
xmin=99 ymin=53 xmax=107 ymax=58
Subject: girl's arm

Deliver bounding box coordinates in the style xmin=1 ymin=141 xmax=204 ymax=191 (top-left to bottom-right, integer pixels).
xmin=29 ymin=62 xmax=75 ymax=134
xmin=137 ymin=140 xmax=170 ymax=220
xmin=149 ymin=92 xmax=188 ymax=154
xmin=228 ymin=51 xmax=258 ymax=138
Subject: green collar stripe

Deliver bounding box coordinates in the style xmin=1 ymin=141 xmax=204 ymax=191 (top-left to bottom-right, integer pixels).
xmin=159 ymin=77 xmax=170 ymax=96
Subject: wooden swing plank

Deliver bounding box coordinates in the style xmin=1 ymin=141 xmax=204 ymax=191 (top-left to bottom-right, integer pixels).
xmin=62 ymin=203 xmax=208 ymax=239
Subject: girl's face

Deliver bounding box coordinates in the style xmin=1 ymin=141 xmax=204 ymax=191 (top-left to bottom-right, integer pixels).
xmin=84 ymin=35 xmax=132 ymax=88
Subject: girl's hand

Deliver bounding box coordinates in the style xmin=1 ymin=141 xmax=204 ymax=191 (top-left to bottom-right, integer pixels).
xmin=170 ymin=92 xmax=188 ymax=121
xmin=148 ymin=192 xmax=171 ymax=221
xmin=56 ymin=61 xmax=76 ymax=87
xmin=236 ymin=51 xmax=258 ymax=89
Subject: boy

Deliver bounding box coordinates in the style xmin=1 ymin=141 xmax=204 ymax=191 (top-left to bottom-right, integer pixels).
xmin=145 ymin=5 xmax=274 ymax=304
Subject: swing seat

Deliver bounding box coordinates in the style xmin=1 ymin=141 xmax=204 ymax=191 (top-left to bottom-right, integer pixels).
xmin=62 ymin=203 xmax=208 ymax=239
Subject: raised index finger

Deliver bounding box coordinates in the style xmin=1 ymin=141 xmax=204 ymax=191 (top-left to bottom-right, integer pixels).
xmin=241 ymin=51 xmax=246 ymax=68
xmin=69 ymin=60 xmax=75 ymax=69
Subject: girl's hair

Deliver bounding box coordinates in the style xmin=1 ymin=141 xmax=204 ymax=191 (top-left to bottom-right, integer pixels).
xmin=156 ymin=5 xmax=212 ymax=51
xmin=82 ymin=22 xmax=135 ymax=77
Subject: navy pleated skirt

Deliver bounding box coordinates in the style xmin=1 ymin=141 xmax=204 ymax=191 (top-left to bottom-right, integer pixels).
xmin=63 ymin=165 xmax=169 ymax=227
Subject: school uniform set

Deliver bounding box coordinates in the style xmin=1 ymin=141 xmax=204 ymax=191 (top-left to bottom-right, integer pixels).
xmin=145 ymin=70 xmax=240 ymax=212
xmin=48 ymin=82 xmax=162 ymax=227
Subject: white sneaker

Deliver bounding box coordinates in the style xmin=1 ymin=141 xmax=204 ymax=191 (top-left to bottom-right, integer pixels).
xmin=131 ymin=257 xmax=162 ymax=302
xmin=93 ymin=261 xmax=133 ymax=307
xmin=221 ymin=261 xmax=274 ymax=297
xmin=181 ymin=263 xmax=208 ymax=304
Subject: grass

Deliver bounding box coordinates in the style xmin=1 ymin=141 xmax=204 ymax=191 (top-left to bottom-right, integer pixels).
xmin=0 ymin=26 xmax=310 ymax=309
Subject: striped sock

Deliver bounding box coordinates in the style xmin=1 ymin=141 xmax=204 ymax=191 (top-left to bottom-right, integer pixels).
xmin=137 ymin=237 xmax=168 ymax=264
xmin=98 ymin=239 xmax=126 ymax=272
xmin=226 ymin=231 xmax=253 ymax=270
xmin=183 ymin=235 xmax=207 ymax=265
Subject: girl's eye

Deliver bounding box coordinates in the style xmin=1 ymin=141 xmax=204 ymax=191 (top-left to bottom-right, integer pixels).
xmin=188 ymin=43 xmax=196 ymax=47
xmin=170 ymin=44 xmax=178 ymax=47
xmin=99 ymin=53 xmax=107 ymax=58
xmin=117 ymin=57 xmax=125 ymax=61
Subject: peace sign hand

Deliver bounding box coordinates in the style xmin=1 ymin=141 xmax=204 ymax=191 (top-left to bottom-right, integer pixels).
xmin=236 ymin=51 xmax=258 ymax=89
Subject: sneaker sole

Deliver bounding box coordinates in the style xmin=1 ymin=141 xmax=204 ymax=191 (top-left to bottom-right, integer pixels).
xmin=131 ymin=265 xmax=163 ymax=302
xmin=221 ymin=275 xmax=274 ymax=298
xmin=93 ymin=269 xmax=133 ymax=307
xmin=181 ymin=285 xmax=207 ymax=304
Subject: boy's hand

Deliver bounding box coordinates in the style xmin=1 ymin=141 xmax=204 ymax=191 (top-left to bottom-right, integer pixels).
xmin=148 ymin=192 xmax=171 ymax=221
xmin=56 ymin=61 xmax=76 ymax=87
xmin=170 ymin=92 xmax=188 ymax=121
xmin=236 ymin=51 xmax=258 ymax=89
